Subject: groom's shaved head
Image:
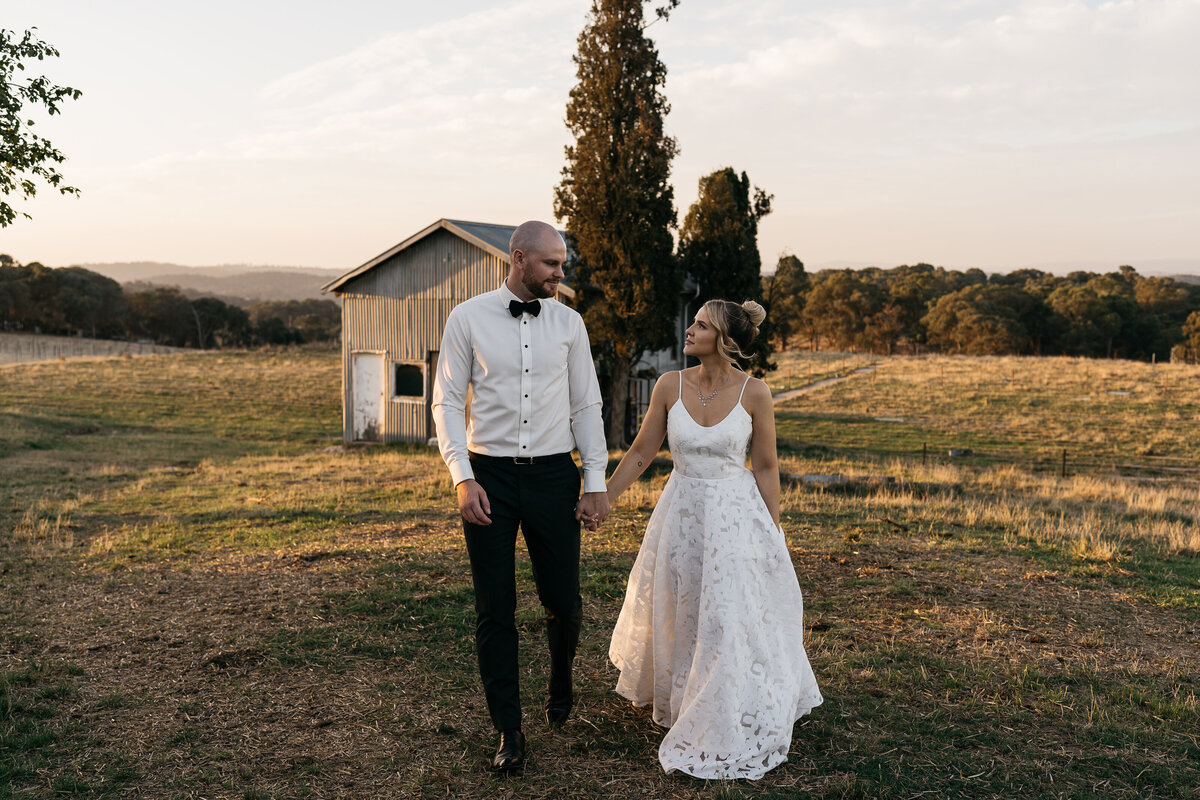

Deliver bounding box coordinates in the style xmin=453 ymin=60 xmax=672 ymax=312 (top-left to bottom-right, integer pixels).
xmin=509 ymin=220 xmax=563 ymax=257
xmin=507 ymin=220 xmax=567 ymax=300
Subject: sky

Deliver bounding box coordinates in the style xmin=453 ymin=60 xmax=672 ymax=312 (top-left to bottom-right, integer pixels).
xmin=3 ymin=0 xmax=1199 ymax=275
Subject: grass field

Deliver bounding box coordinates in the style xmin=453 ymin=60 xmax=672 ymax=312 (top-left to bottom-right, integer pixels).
xmin=1 ymin=350 xmax=1197 ymax=799
xmin=765 ymin=351 xmax=877 ymax=395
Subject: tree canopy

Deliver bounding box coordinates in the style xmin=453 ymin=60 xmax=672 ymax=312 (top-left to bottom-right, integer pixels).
xmin=1 ymin=28 xmax=81 ymax=227
xmin=767 ymin=261 xmax=1200 ymax=362
xmin=923 ymin=284 xmax=1034 ymax=356
xmin=678 ymin=167 xmax=772 ymax=305
xmin=762 ymin=254 xmax=808 ymax=350
xmin=800 ymin=270 xmax=885 ymax=351
xmin=554 ymin=0 xmax=682 ymax=445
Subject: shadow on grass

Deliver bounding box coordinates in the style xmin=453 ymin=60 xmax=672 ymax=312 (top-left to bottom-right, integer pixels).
xmin=0 ymin=660 xmax=141 ymax=799
xmin=268 ymin=561 xmax=477 ymax=672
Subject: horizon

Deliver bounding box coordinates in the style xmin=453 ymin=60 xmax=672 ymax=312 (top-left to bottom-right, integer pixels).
xmin=19 ymin=256 xmax=1198 ymax=282
xmin=3 ymin=1 xmax=1198 ymax=273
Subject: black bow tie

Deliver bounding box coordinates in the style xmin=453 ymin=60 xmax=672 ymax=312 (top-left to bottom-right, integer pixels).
xmin=509 ymin=299 xmax=541 ymax=318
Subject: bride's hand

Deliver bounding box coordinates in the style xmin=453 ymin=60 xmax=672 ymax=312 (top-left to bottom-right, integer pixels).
xmin=577 ymin=491 xmax=609 ymax=531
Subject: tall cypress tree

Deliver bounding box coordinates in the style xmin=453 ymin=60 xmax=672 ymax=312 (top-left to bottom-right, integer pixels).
xmin=677 ymin=167 xmax=774 ymax=372
xmin=554 ymin=0 xmax=681 ymax=447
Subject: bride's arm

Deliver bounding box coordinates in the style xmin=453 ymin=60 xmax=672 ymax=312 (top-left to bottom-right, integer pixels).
xmin=746 ymin=378 xmax=782 ymax=530
xmin=606 ymin=372 xmax=675 ymax=505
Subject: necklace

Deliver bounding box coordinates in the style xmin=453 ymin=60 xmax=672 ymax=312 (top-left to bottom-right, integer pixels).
xmin=697 ymin=374 xmax=730 ymax=407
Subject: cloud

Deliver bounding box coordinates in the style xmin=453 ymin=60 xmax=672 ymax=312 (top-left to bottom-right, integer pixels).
xmin=147 ymin=0 xmax=1200 ymax=177
xmin=138 ymin=0 xmax=582 ymax=171
xmin=249 ymin=0 xmax=579 ymax=157
xmin=664 ymin=0 xmax=1200 ymax=157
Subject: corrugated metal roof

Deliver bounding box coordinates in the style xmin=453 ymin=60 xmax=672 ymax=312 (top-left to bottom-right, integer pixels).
xmin=322 ymin=218 xmax=574 ymax=297
xmin=446 ymin=219 xmax=521 ymax=257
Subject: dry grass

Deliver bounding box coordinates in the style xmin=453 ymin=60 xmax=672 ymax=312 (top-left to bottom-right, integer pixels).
xmin=774 ymin=352 xmax=1200 ymax=564
xmin=776 ymin=459 xmax=1200 ymax=560
xmin=784 ymin=353 xmax=1200 ymax=466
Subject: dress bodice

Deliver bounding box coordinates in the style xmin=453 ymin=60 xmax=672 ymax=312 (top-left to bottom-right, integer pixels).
xmin=667 ymin=375 xmax=753 ymax=481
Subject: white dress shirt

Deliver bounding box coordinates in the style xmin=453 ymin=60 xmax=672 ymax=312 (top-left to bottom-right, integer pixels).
xmin=431 ymin=283 xmax=608 ymax=493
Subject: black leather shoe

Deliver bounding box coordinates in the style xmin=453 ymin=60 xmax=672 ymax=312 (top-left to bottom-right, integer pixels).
xmin=545 ymin=606 xmax=581 ymax=729
xmin=492 ymin=729 xmax=525 ymax=773
xmin=545 ymin=693 xmax=572 ymax=728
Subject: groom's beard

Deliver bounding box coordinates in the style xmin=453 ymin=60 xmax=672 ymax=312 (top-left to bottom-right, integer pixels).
xmin=523 ymin=276 xmax=558 ymax=299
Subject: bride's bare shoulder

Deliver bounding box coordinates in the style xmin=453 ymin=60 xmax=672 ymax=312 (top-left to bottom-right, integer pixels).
xmin=742 ymin=375 xmax=774 ymax=408
xmin=651 ymin=370 xmax=684 ymax=399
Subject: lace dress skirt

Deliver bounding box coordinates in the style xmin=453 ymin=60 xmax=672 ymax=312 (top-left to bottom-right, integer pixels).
xmin=609 ymin=463 xmax=824 ymax=779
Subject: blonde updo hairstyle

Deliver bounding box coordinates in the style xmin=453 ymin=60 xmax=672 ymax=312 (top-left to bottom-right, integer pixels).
xmin=701 ymin=299 xmax=766 ymax=367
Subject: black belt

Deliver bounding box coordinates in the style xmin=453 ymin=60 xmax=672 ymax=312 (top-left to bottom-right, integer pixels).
xmin=469 ymin=451 xmax=573 ymax=466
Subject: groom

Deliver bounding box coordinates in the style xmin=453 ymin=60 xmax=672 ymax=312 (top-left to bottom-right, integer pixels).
xmin=431 ymin=220 xmax=609 ymax=772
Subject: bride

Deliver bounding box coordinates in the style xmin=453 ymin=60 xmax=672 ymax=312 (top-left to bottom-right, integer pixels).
xmin=605 ymin=299 xmax=823 ymax=780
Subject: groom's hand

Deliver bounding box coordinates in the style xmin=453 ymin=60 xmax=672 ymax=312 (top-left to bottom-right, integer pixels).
xmin=575 ymin=491 xmax=610 ymax=531
xmin=456 ymin=479 xmax=492 ymax=526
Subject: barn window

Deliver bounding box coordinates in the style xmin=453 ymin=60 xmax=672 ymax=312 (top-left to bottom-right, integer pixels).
xmin=393 ymin=363 xmax=424 ymax=397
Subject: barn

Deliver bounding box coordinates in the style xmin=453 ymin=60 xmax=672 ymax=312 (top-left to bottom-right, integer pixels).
xmin=321 ymin=218 xmax=578 ymax=444
xmin=323 ymin=217 xmax=689 ymax=445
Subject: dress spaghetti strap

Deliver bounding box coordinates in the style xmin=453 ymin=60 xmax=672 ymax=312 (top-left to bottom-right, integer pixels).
xmin=736 ymin=374 xmax=751 ymax=404
xmin=677 ymin=370 xmax=684 ymax=401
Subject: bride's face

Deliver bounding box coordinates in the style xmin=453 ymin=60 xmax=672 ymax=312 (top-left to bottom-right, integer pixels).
xmin=683 ymin=308 xmax=718 ymax=356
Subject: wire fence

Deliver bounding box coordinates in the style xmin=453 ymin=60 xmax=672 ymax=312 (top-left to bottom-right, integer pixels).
xmin=0 ymin=333 xmax=182 ymax=365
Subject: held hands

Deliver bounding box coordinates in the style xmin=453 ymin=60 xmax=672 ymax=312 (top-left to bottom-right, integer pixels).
xmin=575 ymin=491 xmax=610 ymax=532
xmin=456 ymin=479 xmax=492 ymax=526
xmin=460 ymin=481 xmax=608 ymax=530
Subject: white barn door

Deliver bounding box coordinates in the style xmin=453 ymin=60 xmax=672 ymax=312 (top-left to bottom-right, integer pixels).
xmin=352 ymin=353 xmax=385 ymax=441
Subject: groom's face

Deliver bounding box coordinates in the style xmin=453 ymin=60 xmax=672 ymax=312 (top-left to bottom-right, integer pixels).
xmin=514 ymin=233 xmax=567 ymax=300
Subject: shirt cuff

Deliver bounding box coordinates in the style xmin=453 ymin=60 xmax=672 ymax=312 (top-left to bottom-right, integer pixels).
xmin=447 ymin=458 xmax=475 ymax=486
xmin=582 ymin=469 xmax=607 ymax=494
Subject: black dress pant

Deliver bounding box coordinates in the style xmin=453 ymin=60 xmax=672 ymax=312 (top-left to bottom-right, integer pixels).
xmin=462 ymin=452 xmax=583 ymax=732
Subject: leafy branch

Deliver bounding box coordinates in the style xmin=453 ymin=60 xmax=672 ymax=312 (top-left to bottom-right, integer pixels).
xmin=1 ymin=27 xmax=83 ymax=227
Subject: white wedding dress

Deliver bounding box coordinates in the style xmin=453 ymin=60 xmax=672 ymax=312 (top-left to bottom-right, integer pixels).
xmin=609 ymin=374 xmax=823 ymax=780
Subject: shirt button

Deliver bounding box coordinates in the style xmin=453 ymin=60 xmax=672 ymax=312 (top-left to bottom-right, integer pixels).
xmin=522 ymin=445 xmax=526 ymax=449
xmin=523 ymin=420 xmax=527 ymax=423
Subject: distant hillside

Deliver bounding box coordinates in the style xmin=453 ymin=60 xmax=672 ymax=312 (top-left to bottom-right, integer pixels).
xmin=1171 ymin=274 xmax=1200 ymax=285
xmin=75 ymin=262 xmax=345 ymax=304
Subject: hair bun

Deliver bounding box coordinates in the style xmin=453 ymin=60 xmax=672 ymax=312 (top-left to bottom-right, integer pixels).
xmin=741 ymin=300 xmax=766 ymax=328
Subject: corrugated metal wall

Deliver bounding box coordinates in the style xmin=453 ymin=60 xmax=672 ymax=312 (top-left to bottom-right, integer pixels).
xmin=339 ymin=229 xmax=507 ymax=443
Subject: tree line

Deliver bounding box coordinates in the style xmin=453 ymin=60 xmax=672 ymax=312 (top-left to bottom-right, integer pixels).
xmin=0 ymin=256 xmax=340 ymax=348
xmin=764 ymin=260 xmax=1200 ymax=363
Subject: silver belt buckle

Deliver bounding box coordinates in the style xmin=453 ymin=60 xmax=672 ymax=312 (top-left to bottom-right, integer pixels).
xmin=513 ymin=455 xmax=534 ymax=465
